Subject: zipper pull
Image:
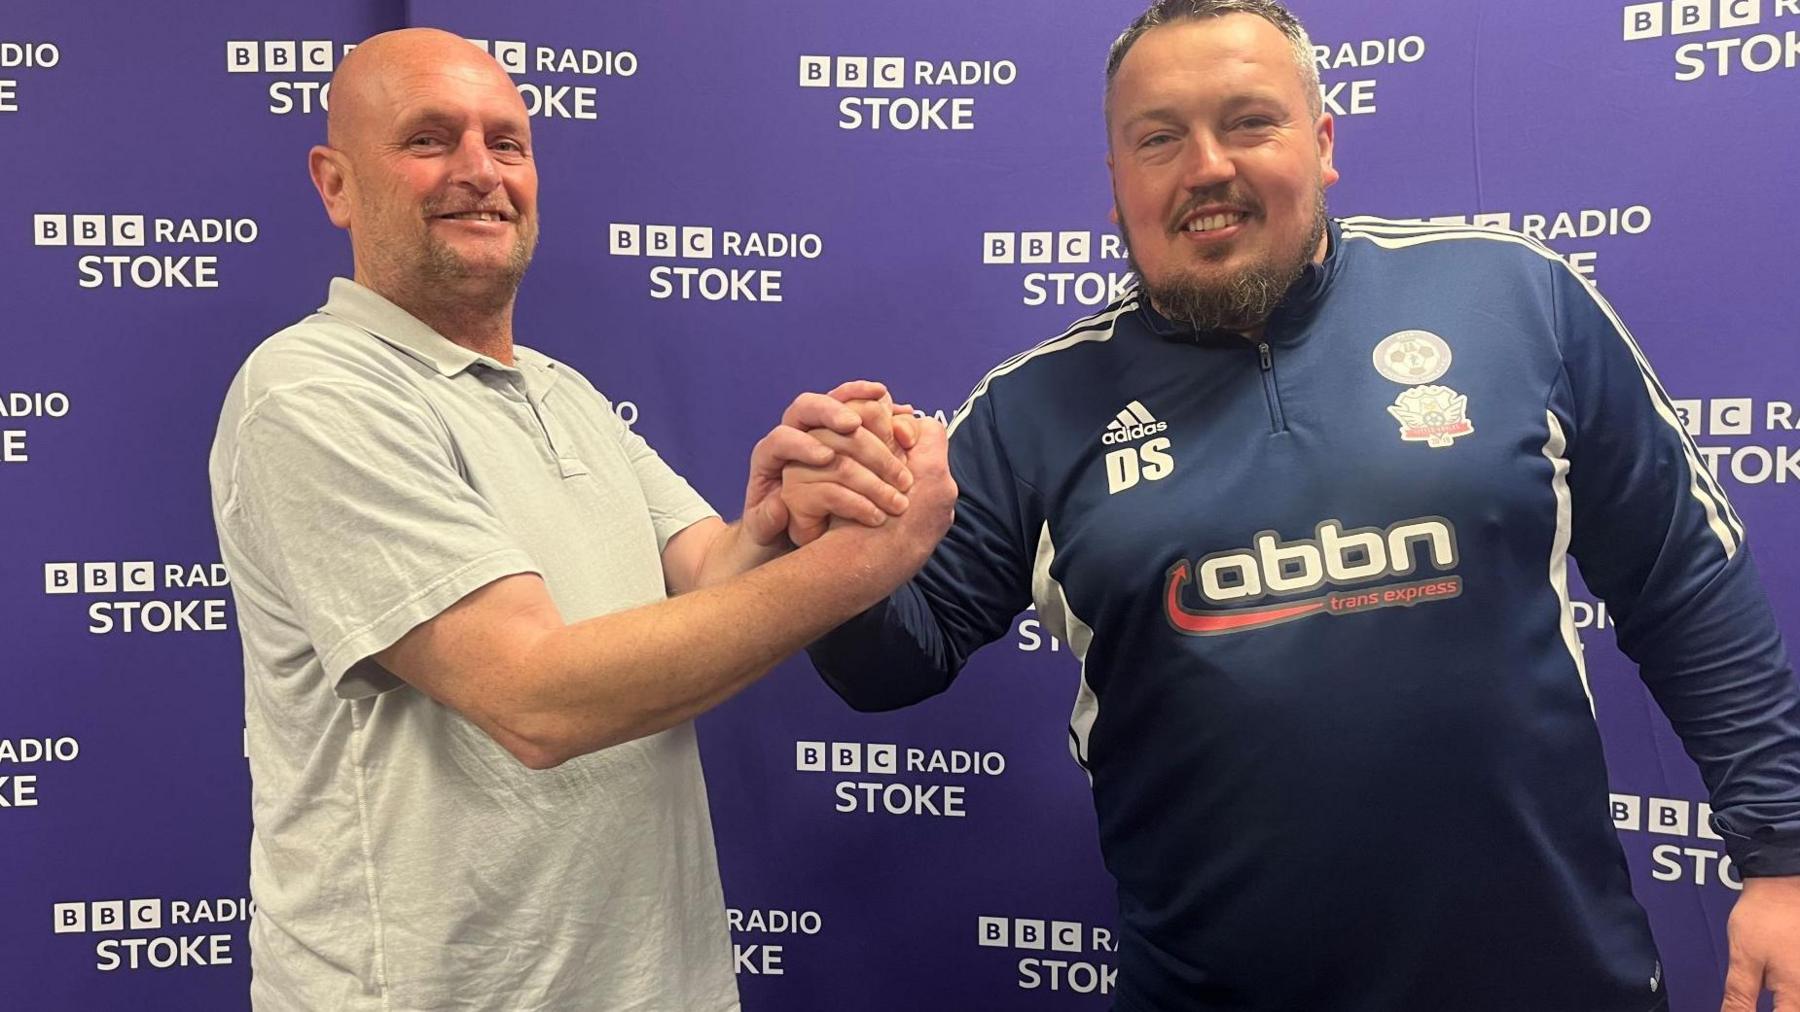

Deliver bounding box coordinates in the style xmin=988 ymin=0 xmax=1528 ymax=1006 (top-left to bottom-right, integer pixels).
xmin=1257 ymin=342 xmax=1273 ymax=371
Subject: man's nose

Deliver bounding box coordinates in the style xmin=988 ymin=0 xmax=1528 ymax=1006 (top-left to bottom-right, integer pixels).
xmin=447 ymin=132 xmax=502 ymax=192
xmin=1178 ymin=131 xmax=1237 ymax=192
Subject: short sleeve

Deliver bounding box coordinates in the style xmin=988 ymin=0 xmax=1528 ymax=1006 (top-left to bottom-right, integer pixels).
xmin=218 ymin=380 xmax=540 ymax=696
xmin=611 ymin=421 xmax=718 ymax=552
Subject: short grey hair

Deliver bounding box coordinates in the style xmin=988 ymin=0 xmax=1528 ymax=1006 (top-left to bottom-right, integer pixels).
xmin=1106 ymin=0 xmax=1321 ymax=118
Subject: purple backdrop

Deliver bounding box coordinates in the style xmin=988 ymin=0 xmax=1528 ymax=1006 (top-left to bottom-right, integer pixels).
xmin=3 ymin=1 xmax=1796 ymax=1008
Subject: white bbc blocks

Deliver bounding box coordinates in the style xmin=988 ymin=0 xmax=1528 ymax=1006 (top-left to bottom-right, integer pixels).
xmin=794 ymin=741 xmax=900 ymax=774
xmin=799 ymin=55 xmax=906 ymax=88
xmin=33 ymin=214 xmax=146 ymax=247
xmin=982 ymin=231 xmax=1099 ymax=265
xmin=224 ymin=40 xmax=339 ymax=73
xmin=609 ymin=224 xmax=715 ymax=259
xmin=53 ymin=899 xmax=163 ymax=934
xmin=43 ymin=561 xmax=156 ymax=594
xmin=977 ymin=917 xmax=1088 ymax=952
xmin=1623 ymin=0 xmax=1765 ymax=40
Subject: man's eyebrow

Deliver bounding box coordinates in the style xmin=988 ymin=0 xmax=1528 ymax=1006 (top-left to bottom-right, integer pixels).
xmin=392 ymin=107 xmax=529 ymax=136
xmin=1118 ymin=106 xmax=1186 ymax=131
xmin=1219 ymin=91 xmax=1290 ymax=113
xmin=394 ymin=108 xmax=460 ymax=133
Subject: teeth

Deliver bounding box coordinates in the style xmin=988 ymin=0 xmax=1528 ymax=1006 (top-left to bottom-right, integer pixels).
xmin=446 ymin=212 xmax=503 ymax=221
xmin=1185 ymin=212 xmax=1245 ymax=233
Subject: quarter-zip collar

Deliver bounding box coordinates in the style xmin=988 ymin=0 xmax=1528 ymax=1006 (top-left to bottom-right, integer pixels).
xmin=1136 ymin=217 xmax=1344 ymax=346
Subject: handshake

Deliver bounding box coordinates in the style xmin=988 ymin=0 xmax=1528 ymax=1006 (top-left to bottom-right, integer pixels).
xmin=742 ymin=380 xmax=958 ymax=569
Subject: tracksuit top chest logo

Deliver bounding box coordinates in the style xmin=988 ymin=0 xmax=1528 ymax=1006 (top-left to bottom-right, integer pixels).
xmin=1164 ymin=516 xmax=1464 ymax=635
xmin=1103 ymin=400 xmax=1176 ymax=495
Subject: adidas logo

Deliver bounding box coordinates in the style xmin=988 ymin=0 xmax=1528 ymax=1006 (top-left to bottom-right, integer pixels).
xmin=1102 ymin=401 xmax=1168 ymax=445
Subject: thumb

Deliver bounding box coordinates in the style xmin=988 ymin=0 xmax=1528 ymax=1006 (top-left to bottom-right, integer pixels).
xmin=745 ymin=495 xmax=789 ymax=546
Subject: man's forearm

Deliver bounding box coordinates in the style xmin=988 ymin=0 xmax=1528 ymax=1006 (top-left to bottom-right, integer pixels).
xmin=690 ymin=519 xmax=788 ymax=590
xmin=809 ymin=581 xmax=961 ymax=711
xmin=502 ymin=523 xmax=915 ymax=766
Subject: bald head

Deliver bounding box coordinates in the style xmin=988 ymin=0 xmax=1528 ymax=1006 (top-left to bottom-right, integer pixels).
xmin=307 ymin=26 xmax=540 ymax=330
xmin=326 ymin=28 xmax=525 ymax=151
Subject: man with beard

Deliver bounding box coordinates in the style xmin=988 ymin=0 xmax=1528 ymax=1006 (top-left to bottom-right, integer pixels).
xmin=794 ymin=2 xmax=1800 ymax=1009
xmin=208 ymin=29 xmax=952 ymax=1011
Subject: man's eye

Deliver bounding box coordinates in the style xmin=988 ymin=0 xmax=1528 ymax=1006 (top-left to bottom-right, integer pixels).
xmin=408 ymin=136 xmax=443 ymax=149
xmin=1142 ymin=134 xmax=1175 ymax=147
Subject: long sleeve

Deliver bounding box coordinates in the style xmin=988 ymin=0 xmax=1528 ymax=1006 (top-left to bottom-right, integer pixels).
xmin=1551 ymin=261 xmax=1800 ymax=876
xmin=808 ymin=389 xmax=1038 ymax=710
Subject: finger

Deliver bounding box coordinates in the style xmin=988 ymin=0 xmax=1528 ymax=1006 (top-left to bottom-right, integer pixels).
xmin=743 ymin=490 xmax=790 ymax=546
xmin=848 ymin=397 xmax=897 ymax=451
xmin=755 ymin=426 xmax=836 ymax=470
xmin=908 ymin=418 xmax=951 ymax=477
xmin=826 ymin=380 xmax=890 ymax=404
xmin=786 ymin=458 xmax=909 ymax=516
xmin=786 ymin=480 xmax=888 ymax=529
xmin=781 ymin=392 xmax=862 ymax=435
xmin=814 ymin=424 xmax=913 ymax=493
xmin=1720 ymin=954 xmax=1763 ymax=1012
xmin=892 ymin=412 xmax=920 ymax=451
xmin=800 ymin=427 xmax=913 ymax=493
xmin=789 ymin=512 xmax=828 ymax=547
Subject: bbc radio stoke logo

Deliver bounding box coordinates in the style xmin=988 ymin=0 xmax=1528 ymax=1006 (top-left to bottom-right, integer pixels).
xmin=0 ymin=390 xmax=69 ymax=466
xmin=798 ymin=54 xmax=1018 ymax=131
xmin=981 ymin=229 xmax=1134 ymax=308
xmin=1611 ymin=793 xmax=1744 ymax=891
xmin=727 ymin=907 xmax=824 ymax=978
xmin=0 ymin=736 xmax=82 ymax=810
xmin=795 ymin=739 xmax=1006 ymax=817
xmin=977 ymin=915 xmax=1119 ymax=995
xmin=1620 ymin=1 xmax=1800 ymax=82
xmin=43 ymin=561 xmax=232 ymax=634
xmin=1310 ymin=33 xmax=1429 ymax=117
xmin=224 ymin=39 xmax=354 ymax=115
xmin=1 ymin=40 xmax=61 ymax=113
xmin=608 ymin=223 xmax=824 ymax=304
xmin=1671 ymin=396 xmax=1800 ymax=487
xmin=464 ymin=38 xmax=639 ymax=121
xmin=1376 ymin=203 xmax=1655 ymax=281
xmin=30 ymin=213 xmax=258 ymax=290
xmin=225 ymin=37 xmax=637 ymax=119
xmin=51 ymin=896 xmax=250 ymax=972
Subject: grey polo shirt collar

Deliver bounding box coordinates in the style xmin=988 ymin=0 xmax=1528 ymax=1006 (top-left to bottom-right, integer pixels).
xmin=318 ymin=277 xmax=554 ymax=386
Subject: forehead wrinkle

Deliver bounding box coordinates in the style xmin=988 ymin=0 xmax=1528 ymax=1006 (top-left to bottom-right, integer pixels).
xmin=1108 ymin=18 xmax=1313 ymax=129
xmin=325 ymin=29 xmax=522 ymax=152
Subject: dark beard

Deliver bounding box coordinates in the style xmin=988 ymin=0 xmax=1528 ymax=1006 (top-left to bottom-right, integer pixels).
xmin=1127 ymin=191 xmax=1327 ymax=333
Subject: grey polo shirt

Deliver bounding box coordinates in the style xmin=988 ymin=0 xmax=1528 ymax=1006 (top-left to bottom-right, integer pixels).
xmin=209 ymin=278 xmax=737 ymax=1012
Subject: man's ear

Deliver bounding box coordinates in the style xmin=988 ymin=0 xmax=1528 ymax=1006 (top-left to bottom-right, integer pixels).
xmin=1316 ymin=114 xmax=1340 ymax=189
xmin=309 ymin=146 xmax=354 ymax=230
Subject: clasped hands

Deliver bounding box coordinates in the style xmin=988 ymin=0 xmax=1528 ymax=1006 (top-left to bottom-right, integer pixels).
xmin=744 ymin=381 xmax=954 ymax=558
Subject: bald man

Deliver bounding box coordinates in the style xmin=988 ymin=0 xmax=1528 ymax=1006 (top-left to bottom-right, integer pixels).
xmin=207 ymin=29 xmax=947 ymax=1011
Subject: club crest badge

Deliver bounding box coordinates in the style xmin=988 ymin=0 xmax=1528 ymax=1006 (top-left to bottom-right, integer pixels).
xmin=1388 ymin=385 xmax=1474 ymax=448
xmin=1373 ymin=330 xmax=1452 ymax=384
